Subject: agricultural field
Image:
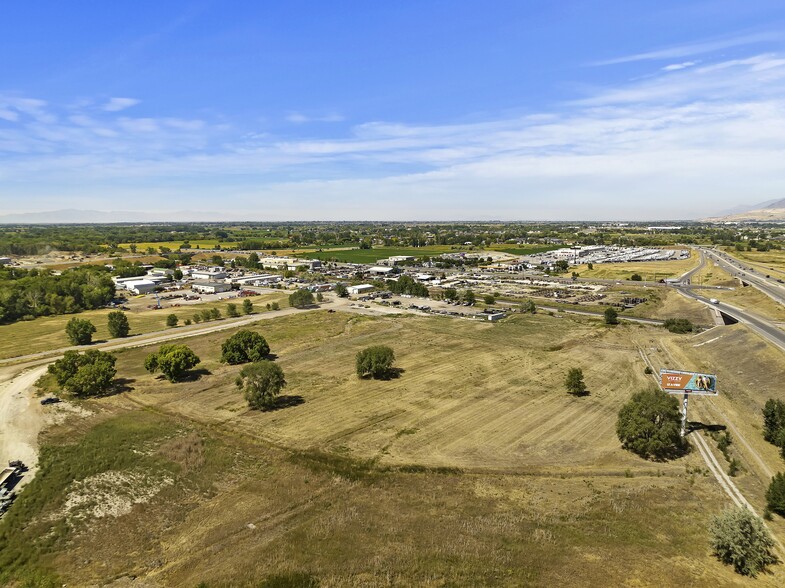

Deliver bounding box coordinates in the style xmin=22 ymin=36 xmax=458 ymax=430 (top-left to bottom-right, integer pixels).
xmin=486 ymin=244 xmax=562 ymax=256
xmin=2 ymin=309 xmax=779 ymax=586
xmin=573 ymin=249 xmax=700 ymax=281
xmin=118 ymin=239 xmax=240 ymax=251
xmin=0 ymin=291 xmax=289 ymax=361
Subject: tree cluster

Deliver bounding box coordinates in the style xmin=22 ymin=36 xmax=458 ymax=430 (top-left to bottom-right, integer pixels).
xmin=762 ymin=399 xmax=785 ymax=456
xmin=289 ymin=289 xmax=315 ymax=308
xmin=0 ymin=266 xmax=115 ymax=324
xmin=616 ymin=388 xmax=686 ymax=460
xmin=48 ymin=349 xmax=117 ymax=397
xmin=663 ymin=318 xmax=693 ymax=333
xmin=356 ymin=345 xmax=396 ymax=379
xmin=221 ymin=330 xmax=270 ymax=364
xmin=144 ymin=344 xmax=201 ymax=382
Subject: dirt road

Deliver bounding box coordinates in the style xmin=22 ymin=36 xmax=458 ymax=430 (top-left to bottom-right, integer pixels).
xmin=0 ymin=365 xmax=48 ymax=485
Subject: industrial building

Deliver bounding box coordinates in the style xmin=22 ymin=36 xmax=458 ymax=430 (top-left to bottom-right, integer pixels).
xmin=192 ymin=281 xmax=233 ymax=294
xmin=347 ymin=284 xmax=375 ymax=295
xmin=190 ymin=268 xmax=227 ymax=281
xmin=125 ymin=279 xmax=158 ymax=295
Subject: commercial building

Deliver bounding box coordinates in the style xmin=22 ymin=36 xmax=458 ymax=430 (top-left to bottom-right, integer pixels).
xmin=369 ymin=266 xmax=395 ymax=276
xmin=191 ymin=268 xmax=227 ymax=281
xmin=192 ymin=281 xmax=233 ymax=294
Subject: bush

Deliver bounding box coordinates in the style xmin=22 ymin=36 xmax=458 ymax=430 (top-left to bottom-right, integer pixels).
xmin=356 ymin=345 xmax=396 ymax=379
xmin=107 ymin=310 xmax=130 ymax=338
xmin=184 ymin=318 xmax=192 ymax=326
xmin=630 ymin=274 xmax=642 ymax=281
xmin=644 ymin=366 xmax=653 ymax=375
xmin=334 ymin=284 xmax=349 ymax=297
xmin=271 ymin=301 xmax=280 ymax=311
xmin=65 ymin=317 xmax=96 ymax=345
xmin=663 ymin=318 xmax=693 ymax=333
xmin=289 ymin=289 xmax=315 ymax=308
xmin=193 ymin=313 xmax=202 ymax=324
xmin=616 ymin=388 xmax=686 ymax=460
xmin=144 ymin=344 xmax=200 ymax=382
xmin=221 ymin=330 xmax=270 ymax=364
xmin=604 ymin=307 xmax=619 ymax=325
xmin=226 ymin=303 xmax=239 ymax=318
xmin=166 ymin=313 xmax=179 ymax=327
xmin=710 ymin=506 xmax=777 ymax=576
xmin=766 ymin=472 xmax=785 ymax=517
xmin=236 ymin=360 xmax=286 ymax=410
xmin=483 ymin=294 xmax=496 ymax=305
xmin=520 ymin=299 xmax=536 ymax=314
xmin=48 ymin=349 xmax=117 ymax=397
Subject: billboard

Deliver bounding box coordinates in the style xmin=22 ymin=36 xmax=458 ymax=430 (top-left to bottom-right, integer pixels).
xmin=660 ymin=369 xmax=717 ymax=396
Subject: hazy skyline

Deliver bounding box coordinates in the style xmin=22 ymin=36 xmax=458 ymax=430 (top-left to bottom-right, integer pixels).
xmin=2 ymin=1 xmax=785 ymax=220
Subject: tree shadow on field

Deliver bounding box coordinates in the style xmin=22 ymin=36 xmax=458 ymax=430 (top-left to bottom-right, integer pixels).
xmin=263 ymin=395 xmax=305 ymax=411
xmin=360 ymin=367 xmax=406 ymax=381
xmin=178 ymin=368 xmax=212 ymax=382
xmin=570 ymin=389 xmax=591 ymax=397
xmin=102 ymin=377 xmax=135 ymax=397
xmin=265 ymin=353 xmax=279 ymax=361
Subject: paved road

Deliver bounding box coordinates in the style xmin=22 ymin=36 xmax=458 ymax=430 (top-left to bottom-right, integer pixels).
xmin=699 ymin=247 xmax=785 ymax=305
xmin=677 ymin=286 xmax=785 ymax=352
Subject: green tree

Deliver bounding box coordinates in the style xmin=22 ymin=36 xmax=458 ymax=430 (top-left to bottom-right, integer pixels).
xmin=555 ymin=260 xmax=569 ymax=272
xmin=587 ymin=262 xmax=593 ymax=270
xmin=210 ymin=307 xmax=221 ymax=320
xmin=173 ymin=268 xmax=183 ymax=280
xmin=462 ymin=289 xmax=476 ymax=304
xmin=271 ymin=301 xmax=280 ymax=311
xmin=107 ymin=310 xmax=130 ymax=338
xmin=483 ymin=294 xmax=496 ymax=305
xmin=334 ymin=284 xmax=349 ymax=297
xmin=144 ymin=344 xmax=200 ymax=382
xmin=200 ymin=308 xmax=212 ymax=322
xmin=226 ymin=303 xmax=239 ymax=318
xmin=166 ymin=313 xmax=179 ymax=327
xmin=565 ymin=367 xmax=587 ymax=395
xmin=710 ymin=506 xmax=777 ymax=577
xmin=221 ymin=330 xmax=270 ymax=364
xmin=766 ymin=473 xmax=785 ymax=517
xmin=289 ymin=289 xmax=315 ymax=308
xmin=604 ymin=307 xmax=619 ymax=325
xmin=242 ymin=298 xmax=254 ymax=314
xmin=630 ymin=273 xmax=642 ymax=281
xmin=616 ymin=388 xmax=686 ymax=460
xmin=520 ymin=299 xmax=536 ymax=314
xmin=193 ymin=313 xmax=202 ymax=324
xmin=236 ymin=360 xmax=286 ymax=410
xmin=356 ymin=345 xmax=396 ymax=379
xmin=443 ymin=287 xmax=458 ymax=301
xmin=762 ymin=399 xmax=785 ymax=445
xmin=316 ymin=291 xmax=324 ymax=302
xmin=65 ymin=317 xmax=96 ymax=345
xmin=48 ymin=349 xmax=117 ymax=397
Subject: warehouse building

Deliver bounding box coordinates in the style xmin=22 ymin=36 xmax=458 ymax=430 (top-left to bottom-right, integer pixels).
xmin=192 ymin=281 xmax=233 ymax=294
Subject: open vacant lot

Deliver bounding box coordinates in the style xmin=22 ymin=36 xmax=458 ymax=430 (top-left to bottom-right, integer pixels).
xmin=2 ymin=310 xmax=784 ymax=586
xmin=0 ymin=291 xmax=288 ymax=361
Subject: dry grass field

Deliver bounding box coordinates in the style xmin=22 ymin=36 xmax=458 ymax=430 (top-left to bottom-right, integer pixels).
xmin=573 ymin=249 xmax=700 ymax=280
xmin=620 ymin=287 xmax=715 ymax=325
xmin=0 ymin=291 xmax=288 ymax=360
xmin=3 ymin=310 xmax=785 ymax=586
xmin=722 ymin=248 xmax=785 ymax=277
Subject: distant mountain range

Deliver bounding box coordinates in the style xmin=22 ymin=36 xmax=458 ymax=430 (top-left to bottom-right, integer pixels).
xmin=0 ymin=209 xmax=236 ymax=224
xmin=705 ymin=198 xmax=785 ymax=222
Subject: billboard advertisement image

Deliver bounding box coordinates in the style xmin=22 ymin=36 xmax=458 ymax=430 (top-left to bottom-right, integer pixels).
xmin=660 ymin=369 xmax=717 ymax=396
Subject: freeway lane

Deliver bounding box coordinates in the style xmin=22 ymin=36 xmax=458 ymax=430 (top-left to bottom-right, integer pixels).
xmin=677 ymin=286 xmax=785 ymax=352
xmin=700 ymin=248 xmax=785 ymax=306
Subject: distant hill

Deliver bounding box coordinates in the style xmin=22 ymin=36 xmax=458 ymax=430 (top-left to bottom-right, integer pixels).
xmin=706 ymin=199 xmax=785 ymax=222
xmin=0 ymin=209 xmax=233 ymax=224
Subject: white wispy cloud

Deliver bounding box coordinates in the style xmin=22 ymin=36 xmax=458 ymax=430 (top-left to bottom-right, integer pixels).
xmin=103 ymin=97 xmax=140 ymax=112
xmin=286 ymin=111 xmax=345 ymax=123
xmin=662 ymin=61 xmax=698 ymax=71
xmin=593 ymin=31 xmax=781 ymax=65
xmin=4 ymin=49 xmax=785 ymax=219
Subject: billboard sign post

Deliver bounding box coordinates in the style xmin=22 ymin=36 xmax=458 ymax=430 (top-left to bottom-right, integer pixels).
xmin=659 ymin=369 xmax=718 ymax=436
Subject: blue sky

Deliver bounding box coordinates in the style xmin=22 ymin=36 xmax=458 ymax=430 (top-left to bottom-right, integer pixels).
xmin=2 ymin=1 xmax=785 ymax=220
